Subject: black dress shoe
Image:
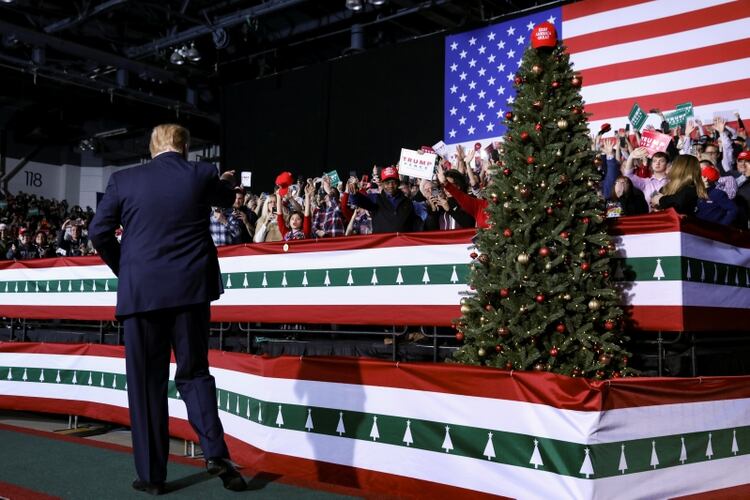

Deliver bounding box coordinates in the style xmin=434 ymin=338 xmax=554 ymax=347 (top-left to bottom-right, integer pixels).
xmin=206 ymin=458 xmax=247 ymax=492
xmin=132 ymin=479 xmax=165 ymax=495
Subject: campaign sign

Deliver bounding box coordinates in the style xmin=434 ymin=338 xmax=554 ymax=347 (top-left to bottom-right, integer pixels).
xmin=664 ymin=102 xmax=693 ymax=130
xmin=398 ymin=148 xmax=437 ymax=180
xmin=324 ymin=170 xmax=341 ymax=186
xmin=431 ymin=140 xmax=449 ymax=158
xmin=639 ymin=130 xmax=672 ymax=157
xmin=240 ymin=171 xmax=252 ymax=188
xmin=628 ymin=103 xmax=648 ymax=131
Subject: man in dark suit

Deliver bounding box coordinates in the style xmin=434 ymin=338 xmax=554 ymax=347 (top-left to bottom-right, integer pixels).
xmin=89 ymin=124 xmax=246 ymax=494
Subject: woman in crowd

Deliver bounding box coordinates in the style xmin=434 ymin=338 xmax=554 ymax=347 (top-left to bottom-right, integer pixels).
xmin=253 ymin=192 xmax=283 ymax=242
xmin=650 ymin=154 xmax=706 ymax=215
xmin=695 ymin=164 xmax=737 ymax=225
xmin=605 ymin=176 xmax=649 ymax=218
xmin=276 ymin=182 xmax=313 ymax=240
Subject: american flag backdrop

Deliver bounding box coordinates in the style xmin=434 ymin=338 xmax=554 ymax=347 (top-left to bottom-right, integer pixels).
xmin=445 ymin=0 xmax=750 ymax=148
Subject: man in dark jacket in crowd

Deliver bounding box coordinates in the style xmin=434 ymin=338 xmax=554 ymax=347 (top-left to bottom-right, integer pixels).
xmin=351 ymin=166 xmax=421 ymax=233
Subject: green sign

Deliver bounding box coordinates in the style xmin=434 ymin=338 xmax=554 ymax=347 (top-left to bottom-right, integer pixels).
xmin=664 ymin=102 xmax=693 ymax=130
xmin=628 ymin=103 xmax=648 ymax=131
xmin=324 ymin=170 xmax=341 ymax=186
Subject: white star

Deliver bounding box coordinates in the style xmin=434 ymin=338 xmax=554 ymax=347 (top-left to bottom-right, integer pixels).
xmin=548 ymin=15 xmax=556 ymax=24
xmin=526 ymin=21 xmax=535 ymax=31
xmin=497 ymin=86 xmax=505 ymax=95
xmin=477 ymin=113 xmax=486 ymax=122
xmin=497 ymin=63 xmax=505 ymax=72
xmin=487 ymin=99 xmax=496 ymax=108
xmin=468 ymin=59 xmax=477 ymax=68
xmin=468 ymin=126 xmax=476 ymax=135
xmin=488 ymin=32 xmax=496 ymax=41
xmin=487 ymin=122 xmax=495 ymax=132
xmin=449 ymin=106 xmax=458 ymax=116
xmin=450 ymin=63 xmax=458 ymax=72
xmin=449 ymin=129 xmax=457 ymax=138
xmin=468 ymin=103 xmax=477 ymax=112
xmin=487 ymin=76 xmax=495 ymax=86
xmin=507 ymin=26 xmax=515 ymax=36
xmin=459 ymin=94 xmax=467 ymax=103
xmin=488 ymin=54 xmax=496 ymax=63
xmin=450 ymin=85 xmax=458 ymax=94
xmin=478 ymin=67 xmax=486 ymax=77
xmin=506 ymin=95 xmax=515 ymax=104
xmin=478 ymin=45 xmax=486 ymax=55
xmin=459 ymin=72 xmax=467 ymax=81
xmin=459 ymin=116 xmax=467 ymax=125
xmin=516 ymin=35 xmax=525 ymax=45
xmin=478 ymin=90 xmax=486 ymax=99
xmin=506 ymin=72 xmax=514 ymax=81
xmin=459 ymin=50 xmax=467 ymax=59
xmin=497 ymin=40 xmax=505 ymax=50
xmin=468 ymin=81 xmax=477 ymax=90
xmin=469 ymin=37 xmax=477 ymax=46
xmin=507 ymin=49 xmax=515 ymax=58
xmin=517 ymin=59 xmax=522 ymax=67
xmin=450 ymin=41 xmax=458 ymax=50
xmin=497 ymin=109 xmax=504 ymax=118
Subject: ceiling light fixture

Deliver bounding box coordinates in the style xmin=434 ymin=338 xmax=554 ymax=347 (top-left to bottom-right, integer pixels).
xmin=369 ymin=0 xmax=386 ymax=5
xmin=184 ymin=42 xmax=201 ymax=62
xmin=169 ymin=47 xmax=185 ymax=65
xmin=345 ymin=0 xmax=363 ymax=11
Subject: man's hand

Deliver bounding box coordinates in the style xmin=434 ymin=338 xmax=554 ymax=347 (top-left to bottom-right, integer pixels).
xmin=436 ymin=193 xmax=450 ymax=211
xmin=455 ymin=144 xmax=465 ymax=161
xmin=713 ymin=116 xmax=726 ymax=134
xmin=631 ymin=146 xmax=649 ymax=159
xmin=435 ymin=161 xmax=447 ymax=184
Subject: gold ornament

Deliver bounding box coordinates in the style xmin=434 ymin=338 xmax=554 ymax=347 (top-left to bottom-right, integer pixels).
xmin=544 ymin=262 xmax=553 ymax=271
xmin=556 ymin=149 xmax=562 ymax=156
xmin=539 ymin=181 xmax=546 ymax=188
xmin=517 ymin=253 xmax=530 ymax=265
xmin=531 ymin=64 xmax=543 ymax=75
xmin=519 ymin=304 xmax=528 ymax=313
xmin=557 ymin=118 xmax=569 ymax=130
xmin=480 ymin=316 xmax=488 ymax=324
xmin=579 ymin=251 xmax=586 ymax=259
xmin=503 ymin=201 xmax=511 ymax=209
xmin=588 ymin=299 xmax=601 ymax=311
xmin=563 ymin=293 xmax=572 ymax=301
xmin=460 ymin=304 xmax=471 ymax=314
xmin=478 ymin=347 xmax=486 ymax=357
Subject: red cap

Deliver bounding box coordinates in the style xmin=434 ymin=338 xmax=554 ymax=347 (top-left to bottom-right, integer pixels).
xmin=381 ymin=166 xmax=399 ymax=182
xmin=531 ymin=22 xmax=557 ymax=50
xmin=701 ymin=165 xmax=720 ymax=183
xmin=275 ymin=171 xmax=294 ymax=196
xmin=600 ymin=123 xmax=611 ymax=134
xmin=738 ymin=150 xmax=750 ymax=162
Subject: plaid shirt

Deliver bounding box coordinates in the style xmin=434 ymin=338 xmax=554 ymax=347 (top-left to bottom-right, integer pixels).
xmin=210 ymin=210 xmax=242 ymax=246
xmin=312 ymin=201 xmax=345 ymax=238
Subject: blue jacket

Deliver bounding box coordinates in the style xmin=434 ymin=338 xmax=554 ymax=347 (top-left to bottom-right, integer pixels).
xmin=88 ymin=152 xmax=236 ymax=317
xmin=696 ymin=186 xmax=737 ymax=226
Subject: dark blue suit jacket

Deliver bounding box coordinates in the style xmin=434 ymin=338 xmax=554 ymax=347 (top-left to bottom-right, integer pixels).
xmin=89 ymin=152 xmax=235 ymax=318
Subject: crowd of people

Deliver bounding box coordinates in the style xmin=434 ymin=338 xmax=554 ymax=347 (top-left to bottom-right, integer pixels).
xmin=2 ymin=111 xmax=748 ymax=260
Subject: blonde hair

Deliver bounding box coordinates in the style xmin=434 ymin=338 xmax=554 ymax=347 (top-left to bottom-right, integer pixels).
xmin=149 ymin=124 xmax=190 ymax=157
xmin=661 ymin=154 xmax=708 ymax=199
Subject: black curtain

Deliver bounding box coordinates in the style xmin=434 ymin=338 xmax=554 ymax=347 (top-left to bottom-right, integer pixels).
xmin=221 ymin=35 xmax=443 ymax=191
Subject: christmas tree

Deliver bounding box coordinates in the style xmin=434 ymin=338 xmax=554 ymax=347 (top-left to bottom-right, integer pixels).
xmin=451 ymin=22 xmax=631 ymax=379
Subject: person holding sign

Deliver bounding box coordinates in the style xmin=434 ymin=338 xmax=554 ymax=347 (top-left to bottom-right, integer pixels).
xmin=350 ymin=166 xmax=421 ymax=233
xmin=650 ymin=155 xmax=706 ymax=215
xmin=622 ymin=147 xmax=669 ymax=211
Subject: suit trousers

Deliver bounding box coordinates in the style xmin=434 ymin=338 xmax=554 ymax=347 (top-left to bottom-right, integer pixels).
xmin=123 ymin=302 xmax=229 ymax=484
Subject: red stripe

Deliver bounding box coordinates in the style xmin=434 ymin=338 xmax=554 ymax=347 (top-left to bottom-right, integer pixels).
xmin=0 ymin=480 xmax=59 ymax=500
xmin=564 ymin=1 xmax=749 ymax=54
xmin=584 ymin=79 xmax=750 ymax=123
xmin=6 ymin=343 xmax=750 ymax=410
xmin=562 ymin=0 xmax=652 ymax=21
xmin=673 ymin=484 xmax=750 ymax=499
xmin=580 ymin=38 xmax=750 ymax=86
xmin=628 ymin=305 xmax=750 ymax=332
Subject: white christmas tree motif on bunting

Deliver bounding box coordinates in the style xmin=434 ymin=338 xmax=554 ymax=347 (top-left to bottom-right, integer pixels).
xmin=281 ymin=272 xmax=288 ymax=287
xmin=243 ymin=273 xmax=249 ymax=288
xmin=422 ymin=266 xmax=430 ymax=284
xmin=483 ymin=432 xmax=496 ymax=460
xmin=235 ymin=396 xmax=240 ymax=414
xmin=46 ymin=281 xmax=50 ymax=292
xmin=324 ymin=270 xmax=331 ymax=286
xmin=73 ymin=371 xmax=78 ymax=384
xmin=113 ymin=375 xmax=118 ymax=388
xmin=257 ymin=403 xmax=262 ymax=423
xmin=336 ymin=412 xmax=346 ymax=436
xmin=403 ymin=420 xmax=413 ymax=446
xmin=226 ymin=274 xmax=232 ymax=288
xmin=370 ymin=269 xmax=378 ymax=285
xmin=746 ymin=269 xmax=750 ymax=287
xmin=93 ymin=280 xmax=97 ymax=292
xmin=5 ymin=368 xmax=11 ymax=380
xmin=713 ymin=263 xmax=718 ymax=283
xmin=653 ymin=259 xmax=665 ymax=280
xmin=442 ymin=426 xmax=454 ymax=453
xmin=246 ymin=400 xmax=251 ymax=419
xmin=87 ymin=372 xmax=93 ymax=385
xmin=217 ymin=390 xmax=221 ymax=408
xmin=80 ymin=280 xmax=84 ymax=292
xmin=105 ymin=280 xmax=110 ymax=291
xmin=261 ymin=273 xmax=268 ymax=287
xmin=24 ymin=281 xmax=28 ymax=292
xmin=346 ymin=270 xmax=353 ymax=286
xmin=100 ymin=373 xmax=105 ymax=387
xmin=732 ymin=430 xmax=739 ymax=455
xmin=68 ymin=281 xmax=72 ymax=292
xmin=701 ymin=262 xmax=706 ymax=282
xmin=3 ymin=282 xmax=7 ymax=293
xmin=395 ymin=268 xmax=404 ymax=285
xmin=650 ymin=440 xmax=659 ymax=469
xmin=706 ymin=433 xmax=714 ymax=460
xmin=530 ymin=439 xmax=543 ymax=469
xmin=302 ymin=272 xmax=308 ymax=287
xmin=56 ymin=370 xmax=61 ymax=383
xmin=39 ymin=369 xmax=45 ymax=382
xmin=679 ymin=437 xmax=687 ymax=464
xmin=725 ymin=266 xmax=730 ymax=285
xmin=225 ymin=394 xmax=230 ymax=411
xmin=22 ymin=368 xmax=28 ymax=381
xmin=450 ymin=265 xmax=459 ymax=283
xmin=579 ymin=448 xmax=594 ymax=478
xmin=276 ymin=405 xmax=284 ymax=427
xmin=686 ymin=259 xmax=692 ymax=280
xmin=370 ymin=416 xmax=380 ymax=441
xmin=618 ymin=444 xmax=628 ymax=474
xmin=13 ymin=281 xmax=18 ymax=293
xmin=305 ymin=409 xmax=314 ymax=431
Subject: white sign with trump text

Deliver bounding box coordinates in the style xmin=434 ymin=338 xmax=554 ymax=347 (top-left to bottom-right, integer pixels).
xmin=398 ymin=148 xmax=437 ymax=180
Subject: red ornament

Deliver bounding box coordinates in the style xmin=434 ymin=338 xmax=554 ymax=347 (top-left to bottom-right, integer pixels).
xmin=622 ymin=355 xmax=629 ymax=366
xmin=532 ymin=100 xmax=543 ymax=110
xmin=596 ymin=370 xmax=606 ymax=379
xmin=539 ymin=247 xmax=550 ymax=257
xmin=602 ymin=271 xmax=610 ymax=278
xmin=455 ymin=331 xmax=465 ymax=342
xmin=499 ymin=288 xmax=510 ymax=298
xmin=546 ymin=207 xmax=554 ymax=215
xmin=505 ymin=362 xmax=514 ymax=370
xmin=495 ymin=344 xmax=503 ymax=353
xmin=551 ymin=80 xmax=560 ymax=89
xmin=550 ymin=347 xmax=559 ymax=357
xmin=604 ymin=320 xmax=615 ymax=331
xmin=520 ymin=131 xmax=530 ymax=142
xmin=490 ymin=193 xmax=499 ymax=203
xmin=598 ymin=247 xmax=608 ymax=257
xmin=519 ymin=187 xmax=531 ymax=198
xmin=531 ymin=21 xmax=557 ymax=50
xmin=535 ymin=294 xmax=545 ymax=304
xmin=612 ymin=371 xmax=622 ymax=378
xmin=535 ymin=123 xmax=543 ymax=132
xmin=470 ymin=252 xmax=478 ymax=259
xmin=485 ymin=304 xmax=494 ymax=312
xmin=559 ymin=231 xmax=569 ymax=239
xmin=556 ymin=200 xmax=564 ymax=208
xmin=526 ymin=156 xmax=535 ymax=165
xmin=504 ymin=111 xmax=513 ymax=120
xmin=503 ymin=228 xmax=513 ymax=238
xmin=582 ymin=217 xmax=591 ymax=224
xmin=571 ymin=74 xmax=583 ymax=87
xmin=555 ymin=323 xmax=566 ymax=333
xmin=581 ymin=262 xmax=591 ymax=271
xmin=514 ymin=75 xmax=523 ymax=85
xmin=497 ymin=327 xmax=510 ymax=337
xmin=572 ymin=106 xmax=582 ymax=115
xmin=503 ymin=168 xmax=511 ymax=176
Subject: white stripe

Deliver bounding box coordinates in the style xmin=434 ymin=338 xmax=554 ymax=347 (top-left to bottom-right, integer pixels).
xmin=618 ymin=280 xmax=750 ymax=307
xmin=612 ymin=233 xmax=682 ymax=258
xmin=0 ymin=264 xmax=114 ymax=281
xmin=563 ymin=0 xmax=736 ymax=39
xmin=0 ymin=381 xmax=128 ymax=408
xmin=586 ymin=98 xmax=750 ymax=132
xmin=681 ymin=233 xmax=750 ymax=265
xmin=580 ymin=58 xmax=750 ymax=105
xmin=0 ymin=291 xmax=116 ymax=306
xmin=0 ymin=353 xmax=126 ymax=374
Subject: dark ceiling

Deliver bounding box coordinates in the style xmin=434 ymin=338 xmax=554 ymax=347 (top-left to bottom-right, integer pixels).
xmin=0 ymin=0 xmax=549 ymax=165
